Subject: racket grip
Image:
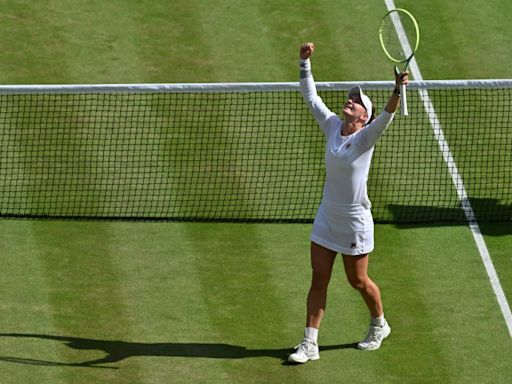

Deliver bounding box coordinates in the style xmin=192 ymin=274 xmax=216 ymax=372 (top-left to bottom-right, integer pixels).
xmin=400 ymin=83 xmax=408 ymax=116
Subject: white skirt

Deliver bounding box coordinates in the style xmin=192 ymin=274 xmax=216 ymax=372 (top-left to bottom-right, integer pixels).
xmin=310 ymin=200 xmax=374 ymax=256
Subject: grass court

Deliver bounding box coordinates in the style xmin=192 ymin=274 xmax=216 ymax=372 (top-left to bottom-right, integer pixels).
xmin=0 ymin=1 xmax=511 ymax=383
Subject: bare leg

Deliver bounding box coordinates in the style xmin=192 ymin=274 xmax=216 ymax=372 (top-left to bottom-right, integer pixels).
xmin=342 ymin=254 xmax=383 ymax=318
xmin=306 ymin=242 xmax=337 ymax=328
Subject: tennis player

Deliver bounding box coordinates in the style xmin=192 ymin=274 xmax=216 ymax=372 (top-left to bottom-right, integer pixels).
xmin=288 ymin=42 xmax=408 ymax=364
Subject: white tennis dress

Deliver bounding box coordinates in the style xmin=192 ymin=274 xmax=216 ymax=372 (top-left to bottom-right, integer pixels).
xmin=300 ymin=59 xmax=395 ymax=255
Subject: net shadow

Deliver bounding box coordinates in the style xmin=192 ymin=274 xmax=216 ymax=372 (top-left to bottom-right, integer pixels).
xmin=387 ymin=197 xmax=511 ymax=235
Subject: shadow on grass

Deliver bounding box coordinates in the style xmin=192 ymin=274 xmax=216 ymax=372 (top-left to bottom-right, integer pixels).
xmin=384 ymin=198 xmax=511 ymax=235
xmin=0 ymin=333 xmax=358 ymax=368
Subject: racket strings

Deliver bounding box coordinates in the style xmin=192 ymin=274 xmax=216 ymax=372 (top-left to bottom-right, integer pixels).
xmin=380 ymin=12 xmax=418 ymax=62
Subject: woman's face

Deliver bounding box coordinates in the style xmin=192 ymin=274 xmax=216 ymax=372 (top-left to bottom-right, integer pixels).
xmin=342 ymin=94 xmax=368 ymax=123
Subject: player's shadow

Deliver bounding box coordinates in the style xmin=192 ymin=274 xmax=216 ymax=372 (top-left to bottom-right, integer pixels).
xmin=0 ymin=333 xmax=358 ymax=368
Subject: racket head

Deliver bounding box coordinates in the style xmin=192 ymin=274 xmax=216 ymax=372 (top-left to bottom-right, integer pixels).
xmin=379 ymin=8 xmax=420 ymax=63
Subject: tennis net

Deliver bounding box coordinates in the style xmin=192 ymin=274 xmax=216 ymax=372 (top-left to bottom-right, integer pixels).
xmin=0 ymin=80 xmax=510 ymax=223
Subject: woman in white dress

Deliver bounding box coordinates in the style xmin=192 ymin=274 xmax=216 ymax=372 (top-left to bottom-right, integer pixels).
xmin=289 ymin=42 xmax=409 ymax=364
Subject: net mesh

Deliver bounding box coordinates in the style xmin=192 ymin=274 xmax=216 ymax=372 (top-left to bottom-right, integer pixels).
xmin=0 ymin=81 xmax=510 ymax=223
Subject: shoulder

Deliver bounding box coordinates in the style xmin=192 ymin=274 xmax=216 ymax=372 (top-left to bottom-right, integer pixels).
xmin=323 ymin=115 xmax=342 ymax=136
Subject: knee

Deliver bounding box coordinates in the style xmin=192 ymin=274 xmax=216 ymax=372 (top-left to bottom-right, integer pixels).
xmin=347 ymin=275 xmax=368 ymax=291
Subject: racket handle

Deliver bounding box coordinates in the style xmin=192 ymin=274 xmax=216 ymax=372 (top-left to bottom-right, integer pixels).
xmin=400 ymin=83 xmax=408 ymax=116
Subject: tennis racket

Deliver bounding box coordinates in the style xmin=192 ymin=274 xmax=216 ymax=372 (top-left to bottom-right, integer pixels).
xmin=379 ymin=8 xmax=420 ymax=116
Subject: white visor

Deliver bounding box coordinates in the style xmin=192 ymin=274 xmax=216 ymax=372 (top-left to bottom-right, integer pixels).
xmin=348 ymin=85 xmax=373 ymax=125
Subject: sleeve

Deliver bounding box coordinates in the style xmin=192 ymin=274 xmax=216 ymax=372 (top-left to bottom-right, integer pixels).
xmin=356 ymin=111 xmax=395 ymax=150
xmin=299 ymin=59 xmax=340 ymax=136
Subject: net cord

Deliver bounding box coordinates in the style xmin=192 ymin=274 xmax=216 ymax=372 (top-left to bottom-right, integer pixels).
xmin=0 ymin=79 xmax=512 ymax=95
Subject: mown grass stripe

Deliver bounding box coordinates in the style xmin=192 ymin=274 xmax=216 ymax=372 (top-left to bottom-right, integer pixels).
xmin=29 ymin=221 xmax=145 ymax=382
xmin=0 ymin=221 xmax=62 ymax=384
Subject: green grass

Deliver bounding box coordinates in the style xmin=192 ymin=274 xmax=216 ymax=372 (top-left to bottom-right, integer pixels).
xmin=0 ymin=1 xmax=511 ymax=383
xmin=401 ymin=0 xmax=512 ymax=80
xmin=2 ymin=0 xmax=512 ymax=84
xmin=480 ymin=222 xmax=512 ymax=309
xmin=1 ymin=221 xmax=511 ymax=383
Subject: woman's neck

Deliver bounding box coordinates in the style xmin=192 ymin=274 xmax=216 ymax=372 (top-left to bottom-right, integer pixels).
xmin=341 ymin=120 xmax=363 ymax=136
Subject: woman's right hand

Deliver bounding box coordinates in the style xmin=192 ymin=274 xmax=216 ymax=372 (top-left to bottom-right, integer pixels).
xmin=300 ymin=42 xmax=315 ymax=60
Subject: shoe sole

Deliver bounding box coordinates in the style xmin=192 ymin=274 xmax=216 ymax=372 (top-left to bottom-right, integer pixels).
xmin=287 ymin=353 xmax=320 ymax=364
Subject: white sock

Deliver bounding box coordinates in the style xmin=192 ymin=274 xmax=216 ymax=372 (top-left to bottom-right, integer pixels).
xmin=371 ymin=315 xmax=385 ymax=327
xmin=304 ymin=327 xmax=318 ymax=343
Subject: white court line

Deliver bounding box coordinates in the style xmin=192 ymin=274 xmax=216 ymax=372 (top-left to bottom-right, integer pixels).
xmin=384 ymin=0 xmax=512 ymax=339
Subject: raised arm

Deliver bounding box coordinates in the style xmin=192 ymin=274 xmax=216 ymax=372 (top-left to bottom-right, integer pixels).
xmin=299 ymin=42 xmax=339 ymax=135
xmin=357 ymin=70 xmax=410 ymax=149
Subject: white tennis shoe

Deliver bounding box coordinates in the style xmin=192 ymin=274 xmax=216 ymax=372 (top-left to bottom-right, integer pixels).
xmin=288 ymin=338 xmax=320 ymax=363
xmin=357 ymin=321 xmax=391 ymax=350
